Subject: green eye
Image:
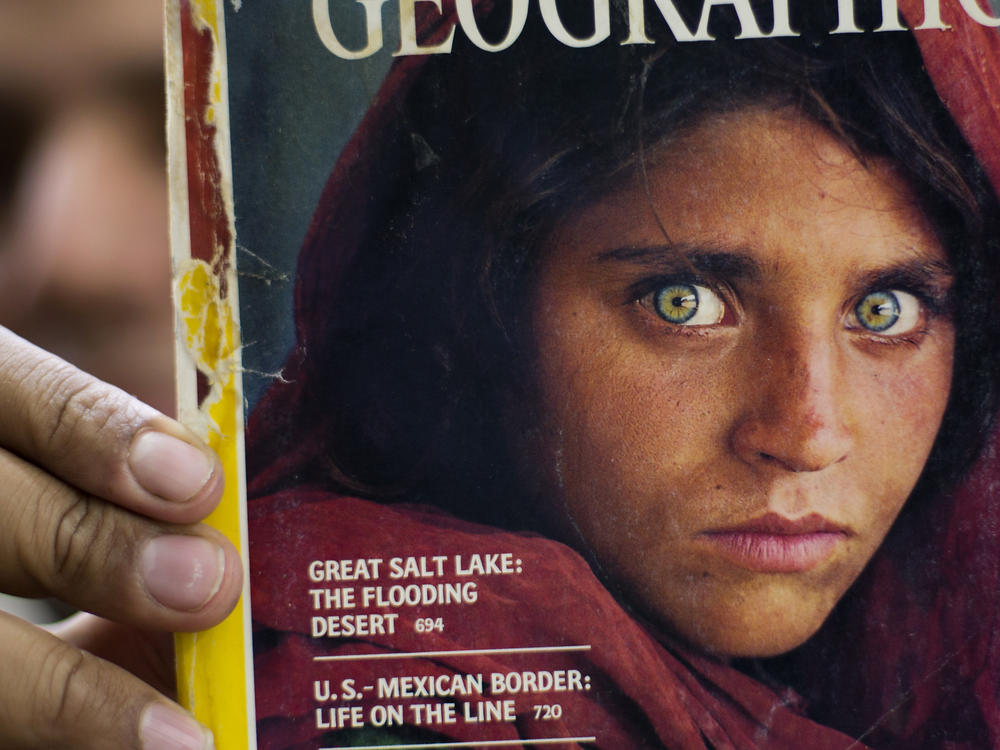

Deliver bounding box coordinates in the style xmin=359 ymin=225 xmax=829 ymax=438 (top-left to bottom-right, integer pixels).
xmin=855 ymin=291 xmax=900 ymax=332
xmin=654 ymin=283 xmax=699 ymax=324
xmin=853 ymin=289 xmax=922 ymax=335
xmin=652 ymin=282 xmax=725 ymax=326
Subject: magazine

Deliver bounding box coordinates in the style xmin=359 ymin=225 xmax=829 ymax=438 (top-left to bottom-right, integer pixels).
xmin=165 ymin=1 xmax=1000 ymax=748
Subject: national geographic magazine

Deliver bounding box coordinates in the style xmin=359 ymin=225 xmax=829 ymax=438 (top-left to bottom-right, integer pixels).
xmin=165 ymin=1 xmax=1000 ymax=748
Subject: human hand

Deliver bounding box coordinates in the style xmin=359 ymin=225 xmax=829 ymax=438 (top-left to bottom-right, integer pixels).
xmin=0 ymin=327 xmax=241 ymax=749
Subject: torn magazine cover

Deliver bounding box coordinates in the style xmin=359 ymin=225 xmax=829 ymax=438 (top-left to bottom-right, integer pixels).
xmin=165 ymin=1 xmax=1000 ymax=748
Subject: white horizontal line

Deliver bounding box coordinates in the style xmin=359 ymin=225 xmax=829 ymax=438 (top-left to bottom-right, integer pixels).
xmin=313 ymin=645 xmax=591 ymax=662
xmin=320 ymin=737 xmax=597 ymax=749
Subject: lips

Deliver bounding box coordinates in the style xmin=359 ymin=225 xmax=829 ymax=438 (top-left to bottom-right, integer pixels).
xmin=700 ymin=513 xmax=849 ymax=573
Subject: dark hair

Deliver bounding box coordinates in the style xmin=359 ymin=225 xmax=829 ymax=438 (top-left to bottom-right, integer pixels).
xmin=304 ymin=0 xmax=1000 ymax=527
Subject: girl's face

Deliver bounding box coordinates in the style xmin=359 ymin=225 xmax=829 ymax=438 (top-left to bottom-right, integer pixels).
xmin=525 ymin=108 xmax=955 ymax=658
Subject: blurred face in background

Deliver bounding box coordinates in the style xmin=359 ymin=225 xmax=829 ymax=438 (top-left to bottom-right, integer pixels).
xmin=0 ymin=0 xmax=173 ymax=413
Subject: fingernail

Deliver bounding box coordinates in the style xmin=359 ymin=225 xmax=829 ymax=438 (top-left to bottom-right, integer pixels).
xmin=129 ymin=431 xmax=215 ymax=503
xmin=140 ymin=703 xmax=214 ymax=750
xmin=141 ymin=536 xmax=225 ymax=612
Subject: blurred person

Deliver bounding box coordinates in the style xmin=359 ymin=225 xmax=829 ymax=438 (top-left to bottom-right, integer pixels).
xmin=0 ymin=0 xmax=173 ymax=415
xmin=0 ymin=0 xmax=173 ymax=625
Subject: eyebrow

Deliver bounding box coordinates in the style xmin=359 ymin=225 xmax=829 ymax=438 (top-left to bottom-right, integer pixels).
xmin=853 ymin=258 xmax=954 ymax=289
xmin=596 ymin=244 xmax=763 ymax=281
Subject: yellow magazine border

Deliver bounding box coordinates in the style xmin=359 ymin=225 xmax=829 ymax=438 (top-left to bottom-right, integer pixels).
xmin=165 ymin=1 xmax=255 ymax=747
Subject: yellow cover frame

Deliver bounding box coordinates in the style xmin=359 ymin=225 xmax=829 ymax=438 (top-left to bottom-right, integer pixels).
xmin=165 ymin=1 xmax=254 ymax=747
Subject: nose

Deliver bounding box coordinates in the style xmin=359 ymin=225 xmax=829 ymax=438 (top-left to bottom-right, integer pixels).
xmin=730 ymin=326 xmax=853 ymax=474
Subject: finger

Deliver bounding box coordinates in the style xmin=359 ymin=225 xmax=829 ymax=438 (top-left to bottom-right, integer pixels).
xmin=0 ymin=611 xmax=213 ymax=750
xmin=51 ymin=614 xmax=175 ymax=698
xmin=1 ymin=449 xmax=240 ymax=632
xmin=0 ymin=327 xmax=222 ymax=524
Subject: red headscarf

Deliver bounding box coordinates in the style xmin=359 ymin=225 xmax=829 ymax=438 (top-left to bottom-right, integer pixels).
xmin=246 ymin=3 xmax=1000 ymax=748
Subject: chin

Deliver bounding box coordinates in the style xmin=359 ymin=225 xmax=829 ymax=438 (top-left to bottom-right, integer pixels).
xmin=700 ymin=626 xmax=821 ymax=660
xmin=657 ymin=590 xmax=839 ymax=660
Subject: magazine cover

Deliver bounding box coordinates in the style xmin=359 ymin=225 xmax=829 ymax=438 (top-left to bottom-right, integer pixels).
xmin=166 ymin=1 xmax=1000 ymax=748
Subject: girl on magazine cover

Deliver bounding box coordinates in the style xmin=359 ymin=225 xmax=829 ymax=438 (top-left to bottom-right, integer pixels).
xmin=247 ymin=0 xmax=1000 ymax=747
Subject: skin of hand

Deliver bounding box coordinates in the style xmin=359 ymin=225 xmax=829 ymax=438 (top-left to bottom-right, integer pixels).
xmin=0 ymin=326 xmax=241 ymax=750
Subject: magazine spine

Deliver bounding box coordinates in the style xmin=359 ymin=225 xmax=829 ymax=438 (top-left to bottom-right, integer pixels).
xmin=165 ymin=0 xmax=255 ymax=747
